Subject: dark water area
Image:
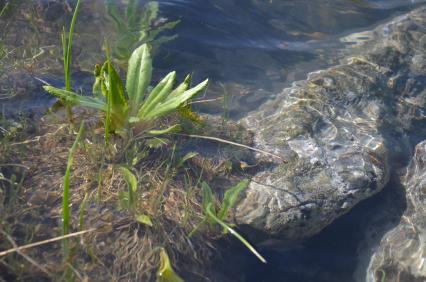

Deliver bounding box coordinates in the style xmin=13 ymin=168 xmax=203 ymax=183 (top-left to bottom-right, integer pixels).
xmin=156 ymin=0 xmax=426 ymax=117
xmin=0 ymin=1 xmax=425 ymax=281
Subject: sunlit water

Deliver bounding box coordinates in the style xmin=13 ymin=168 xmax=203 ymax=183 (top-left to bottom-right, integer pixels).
xmin=0 ymin=1 xmax=425 ymax=281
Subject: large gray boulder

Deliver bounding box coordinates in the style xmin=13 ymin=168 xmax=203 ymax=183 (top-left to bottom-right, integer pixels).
xmin=365 ymin=140 xmax=426 ymax=282
xmin=235 ymin=7 xmax=426 ymax=240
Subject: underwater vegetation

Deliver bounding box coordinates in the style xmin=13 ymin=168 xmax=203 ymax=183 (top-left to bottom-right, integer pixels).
xmin=0 ymin=1 xmax=267 ymax=281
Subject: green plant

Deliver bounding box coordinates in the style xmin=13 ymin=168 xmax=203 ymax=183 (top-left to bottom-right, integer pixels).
xmin=156 ymin=248 xmax=184 ymax=282
xmin=62 ymin=121 xmax=84 ymax=279
xmin=61 ymin=0 xmax=81 ymax=124
xmin=106 ymin=0 xmax=179 ymax=61
xmin=199 ymin=180 xmax=267 ymax=264
xmin=44 ymin=43 xmax=208 ymax=139
xmin=117 ymin=166 xmax=153 ymax=226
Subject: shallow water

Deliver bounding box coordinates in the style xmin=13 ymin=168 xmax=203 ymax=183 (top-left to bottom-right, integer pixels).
xmin=0 ymin=0 xmax=425 ymax=281
xmin=1 ymin=0 xmax=425 ymax=117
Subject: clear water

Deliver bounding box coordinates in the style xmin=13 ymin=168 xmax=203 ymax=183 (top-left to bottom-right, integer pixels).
xmin=0 ymin=1 xmax=425 ymax=281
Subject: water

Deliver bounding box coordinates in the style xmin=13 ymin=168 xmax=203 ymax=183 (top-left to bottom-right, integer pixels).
xmin=0 ymin=0 xmax=425 ymax=281
xmin=1 ymin=0 xmax=425 ymax=117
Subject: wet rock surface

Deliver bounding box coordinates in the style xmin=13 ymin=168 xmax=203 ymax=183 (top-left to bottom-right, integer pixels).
xmin=235 ymin=7 xmax=426 ymax=240
xmin=364 ymin=140 xmax=426 ymax=282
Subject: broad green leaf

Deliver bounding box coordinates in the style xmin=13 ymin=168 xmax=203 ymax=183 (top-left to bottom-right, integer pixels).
xmin=143 ymin=79 xmax=208 ymax=120
xmin=217 ymin=180 xmax=249 ymax=221
xmin=138 ymin=71 xmax=176 ymax=118
xmin=126 ymin=44 xmax=152 ymax=111
xmin=168 ymin=75 xmax=190 ymax=99
xmin=205 ymin=203 xmax=267 ymax=264
xmin=146 ymin=124 xmax=181 ymax=136
xmin=156 ymin=248 xmax=184 ymax=282
xmin=106 ymin=60 xmax=128 ymax=131
xmin=43 ymin=86 xmax=107 ymax=111
xmin=202 ymin=182 xmax=216 ymax=228
xmin=175 ymin=152 xmax=198 ymax=168
xmin=136 ymin=214 xmax=153 ymax=226
xmin=117 ymin=166 xmax=138 ymax=208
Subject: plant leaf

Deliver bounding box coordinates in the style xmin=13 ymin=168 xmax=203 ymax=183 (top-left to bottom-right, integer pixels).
xmin=43 ymin=86 xmax=107 ymax=111
xmin=217 ymin=180 xmax=249 ymax=221
xmin=126 ymin=44 xmax=152 ymax=111
xmin=106 ymin=58 xmax=128 ymax=131
xmin=146 ymin=124 xmax=181 ymax=136
xmin=205 ymin=203 xmax=267 ymax=264
xmin=136 ymin=214 xmax=153 ymax=226
xmin=176 ymin=152 xmax=198 ymax=168
xmin=143 ymin=79 xmax=208 ymax=120
xmin=138 ymin=71 xmax=176 ymax=118
xmin=117 ymin=166 xmax=138 ymax=209
xmin=157 ymin=248 xmax=184 ymax=282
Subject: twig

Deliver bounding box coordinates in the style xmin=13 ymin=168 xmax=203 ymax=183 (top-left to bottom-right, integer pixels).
xmin=1 ymin=231 xmax=52 ymax=276
xmin=0 ymin=228 xmax=97 ymax=257
xmin=175 ymin=133 xmax=286 ymax=162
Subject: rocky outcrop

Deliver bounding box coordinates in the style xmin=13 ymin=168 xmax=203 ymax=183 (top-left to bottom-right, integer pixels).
xmin=365 ymin=140 xmax=426 ymax=282
xmin=235 ymin=7 xmax=426 ymax=240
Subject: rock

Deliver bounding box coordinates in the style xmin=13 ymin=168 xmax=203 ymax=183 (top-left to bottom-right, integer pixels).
xmin=234 ymin=7 xmax=426 ymax=240
xmin=364 ymin=140 xmax=426 ymax=282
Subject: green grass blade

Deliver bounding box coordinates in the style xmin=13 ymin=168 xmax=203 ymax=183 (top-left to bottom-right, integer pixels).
xmin=62 ymin=121 xmax=84 ymax=274
xmin=206 ymin=203 xmax=267 ymax=264
xmin=126 ymin=44 xmax=152 ymax=111
xmin=43 ymin=86 xmax=107 ymax=111
xmin=65 ymin=0 xmax=81 ymax=91
xmin=143 ymin=79 xmax=208 ymax=120
xmin=217 ymin=179 xmax=249 ymax=221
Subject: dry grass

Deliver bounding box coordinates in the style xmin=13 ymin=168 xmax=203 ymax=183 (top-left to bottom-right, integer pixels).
xmin=0 ymin=109 xmax=256 ymax=281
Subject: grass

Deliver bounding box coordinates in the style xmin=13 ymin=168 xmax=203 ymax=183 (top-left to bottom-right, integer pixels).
xmin=62 ymin=121 xmax=84 ymax=280
xmin=61 ymin=0 xmax=81 ymax=124
xmin=0 ymin=1 xmax=276 ymax=280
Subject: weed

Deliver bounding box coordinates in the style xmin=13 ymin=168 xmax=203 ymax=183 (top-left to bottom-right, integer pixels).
xmin=61 ymin=0 xmax=81 ymax=124
xmin=106 ymin=0 xmax=179 ymax=62
xmin=157 ymin=248 xmax=184 ymax=282
xmin=44 ymin=43 xmax=208 ymax=139
xmin=199 ymin=181 xmax=267 ymax=264
xmin=62 ymin=121 xmax=84 ymax=279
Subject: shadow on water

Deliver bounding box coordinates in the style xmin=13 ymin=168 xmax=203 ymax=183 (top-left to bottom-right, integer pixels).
xmin=214 ymin=174 xmax=407 ymax=282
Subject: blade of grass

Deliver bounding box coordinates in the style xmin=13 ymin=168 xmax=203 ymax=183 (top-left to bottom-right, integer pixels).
xmin=62 ymin=122 xmax=84 ymax=256
xmin=205 ymin=203 xmax=267 ymax=264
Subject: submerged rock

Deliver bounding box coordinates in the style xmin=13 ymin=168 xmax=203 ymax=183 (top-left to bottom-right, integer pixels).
xmin=365 ymin=140 xmax=426 ymax=281
xmin=235 ymin=7 xmax=426 ymax=240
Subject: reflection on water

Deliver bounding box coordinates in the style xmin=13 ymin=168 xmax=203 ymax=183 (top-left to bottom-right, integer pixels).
xmin=157 ymin=0 xmax=426 ymax=116
xmin=0 ymin=0 xmax=425 ymax=117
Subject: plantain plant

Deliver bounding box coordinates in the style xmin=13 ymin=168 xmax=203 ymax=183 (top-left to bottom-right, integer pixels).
xmin=106 ymin=0 xmax=179 ymax=62
xmin=44 ymin=43 xmax=208 ymax=138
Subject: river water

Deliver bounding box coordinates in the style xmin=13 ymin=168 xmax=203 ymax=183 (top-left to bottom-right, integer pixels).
xmin=0 ymin=0 xmax=425 ymax=281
